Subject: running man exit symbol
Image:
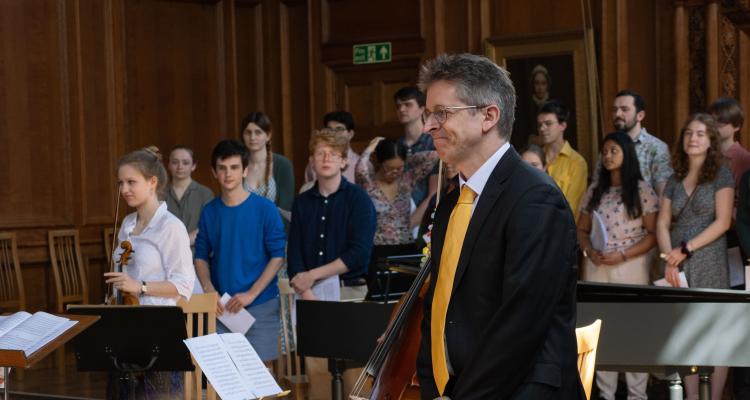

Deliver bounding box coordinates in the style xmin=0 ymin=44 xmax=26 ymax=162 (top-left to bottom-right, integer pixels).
xmin=353 ymin=42 xmax=392 ymax=65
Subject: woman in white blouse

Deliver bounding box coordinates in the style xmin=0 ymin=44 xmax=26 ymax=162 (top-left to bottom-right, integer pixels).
xmin=104 ymin=146 xmax=195 ymax=399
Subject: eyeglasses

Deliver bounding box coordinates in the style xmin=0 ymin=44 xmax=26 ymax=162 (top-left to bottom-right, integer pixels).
xmin=537 ymin=120 xmax=558 ymax=129
xmin=328 ymin=126 xmax=348 ymax=133
xmin=422 ymin=105 xmax=486 ymax=125
xmin=313 ymin=151 xmax=343 ymax=161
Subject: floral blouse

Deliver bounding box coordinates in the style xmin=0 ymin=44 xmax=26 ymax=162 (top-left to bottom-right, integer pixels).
xmin=580 ymin=180 xmax=659 ymax=252
xmin=355 ymin=150 xmax=439 ymax=245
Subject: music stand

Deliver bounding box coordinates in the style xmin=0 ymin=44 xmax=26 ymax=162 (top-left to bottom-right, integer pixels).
xmin=296 ymin=300 xmax=393 ymax=400
xmin=367 ymin=253 xmax=421 ymax=303
xmin=67 ymin=305 xmax=194 ymax=399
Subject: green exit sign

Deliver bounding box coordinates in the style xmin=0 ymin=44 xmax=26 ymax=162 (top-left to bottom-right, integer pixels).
xmin=353 ymin=42 xmax=392 ymax=65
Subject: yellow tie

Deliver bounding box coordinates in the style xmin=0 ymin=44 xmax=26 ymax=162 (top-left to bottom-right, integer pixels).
xmin=431 ymin=185 xmax=477 ymax=394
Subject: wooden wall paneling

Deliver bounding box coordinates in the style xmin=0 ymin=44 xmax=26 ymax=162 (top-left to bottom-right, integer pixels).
xmin=65 ymin=0 xmax=86 ymax=227
xmin=718 ymin=14 xmax=740 ymax=99
xmin=258 ymin=0 xmax=284 ymax=156
xmin=332 ymin=63 xmax=421 ymax=150
xmin=279 ymin=2 xmax=294 ymax=159
xmin=436 ymin=0 xmax=479 ymax=54
xmin=655 ymin=0 xmax=677 ymax=145
xmin=76 ymin=0 xmax=120 ymax=226
xmin=121 ymin=0 xmax=224 ymax=188
xmin=624 ymin=0 xmax=663 ymax=138
xmin=235 ymin=0 xmax=264 ymax=120
xmin=706 ymin=1 xmax=720 ymax=103
xmin=322 ymin=0 xmax=421 ymax=46
xmin=675 ymin=2 xmax=690 ymax=133
xmin=688 ymin=5 xmax=708 ymax=113
xmin=421 ymin=0 xmax=437 ymax=59
xmin=488 ymin=0 xmax=583 ymax=37
xmin=280 ymin=0 xmax=312 ymax=187
xmin=434 ymin=0 xmax=446 ymax=55
xmin=223 ymin=0 xmax=239 ymax=137
xmin=615 ymin=0 xmax=628 ymax=88
xmin=0 ymin=0 xmax=75 ymax=228
xmin=740 ymin=31 xmax=750 ymax=146
xmin=600 ymin=0 xmax=619 ymax=131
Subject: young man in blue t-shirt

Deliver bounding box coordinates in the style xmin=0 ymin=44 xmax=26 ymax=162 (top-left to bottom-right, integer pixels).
xmin=194 ymin=139 xmax=286 ymax=366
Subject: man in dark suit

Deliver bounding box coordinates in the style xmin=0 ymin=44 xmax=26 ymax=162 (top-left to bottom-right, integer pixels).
xmin=416 ymin=53 xmax=585 ymax=399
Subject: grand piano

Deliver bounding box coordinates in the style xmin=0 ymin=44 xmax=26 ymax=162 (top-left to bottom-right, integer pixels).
xmin=578 ymin=282 xmax=750 ymax=400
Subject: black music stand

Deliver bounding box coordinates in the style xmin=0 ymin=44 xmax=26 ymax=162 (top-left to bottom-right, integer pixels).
xmin=296 ymin=300 xmax=393 ymax=400
xmin=67 ymin=305 xmax=194 ymax=400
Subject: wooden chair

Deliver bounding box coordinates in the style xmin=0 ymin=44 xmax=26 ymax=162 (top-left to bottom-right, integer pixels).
xmin=576 ymin=319 xmax=602 ymax=400
xmin=0 ymin=233 xmax=25 ymax=312
xmin=178 ymin=292 xmax=218 ymax=400
xmin=102 ymin=227 xmax=115 ymax=268
xmin=278 ymin=278 xmax=308 ymax=399
xmin=48 ymin=230 xmax=89 ymax=313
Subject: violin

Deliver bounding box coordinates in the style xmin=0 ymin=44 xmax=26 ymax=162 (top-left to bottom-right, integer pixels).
xmin=106 ymin=240 xmax=140 ymax=305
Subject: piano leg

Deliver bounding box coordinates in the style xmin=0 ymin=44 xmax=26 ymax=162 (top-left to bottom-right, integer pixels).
xmin=699 ymin=372 xmax=711 ymax=400
xmin=668 ymin=374 xmax=684 ymax=400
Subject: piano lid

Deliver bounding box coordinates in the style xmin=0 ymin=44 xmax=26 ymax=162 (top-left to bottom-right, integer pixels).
xmin=577 ymin=281 xmax=750 ymax=303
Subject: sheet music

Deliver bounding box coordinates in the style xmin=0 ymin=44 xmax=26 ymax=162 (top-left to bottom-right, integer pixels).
xmin=0 ymin=312 xmax=75 ymax=356
xmin=218 ymin=293 xmax=255 ymax=334
xmin=183 ymin=334 xmax=252 ymax=400
xmin=221 ymin=333 xmax=283 ymax=397
xmin=25 ymin=320 xmax=77 ymax=356
xmin=310 ymin=274 xmax=340 ymax=301
xmin=653 ymin=271 xmax=689 ymax=288
xmin=590 ymin=211 xmax=608 ymax=251
xmin=0 ymin=311 xmax=31 ymax=339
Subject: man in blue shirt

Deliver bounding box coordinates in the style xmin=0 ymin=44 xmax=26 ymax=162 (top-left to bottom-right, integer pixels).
xmin=287 ymin=129 xmax=376 ymax=301
xmin=394 ymin=86 xmax=439 ymax=226
xmin=194 ymin=139 xmax=286 ymax=366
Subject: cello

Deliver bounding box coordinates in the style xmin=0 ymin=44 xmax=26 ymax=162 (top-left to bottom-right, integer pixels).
xmin=349 ymin=162 xmax=448 ymax=400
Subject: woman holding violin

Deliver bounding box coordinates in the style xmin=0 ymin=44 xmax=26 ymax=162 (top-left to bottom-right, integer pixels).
xmin=105 ymin=146 xmax=196 ymax=399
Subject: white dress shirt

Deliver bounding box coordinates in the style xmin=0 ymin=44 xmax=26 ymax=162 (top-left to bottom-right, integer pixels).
xmin=458 ymin=142 xmax=510 ymax=213
xmin=115 ymin=202 xmax=196 ymax=305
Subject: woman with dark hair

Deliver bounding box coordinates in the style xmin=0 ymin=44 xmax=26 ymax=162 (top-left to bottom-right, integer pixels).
xmin=656 ymin=113 xmax=734 ymax=399
xmin=577 ymin=131 xmax=658 ymax=399
xmin=356 ymin=136 xmax=438 ymax=247
xmin=239 ymin=112 xmax=294 ymax=222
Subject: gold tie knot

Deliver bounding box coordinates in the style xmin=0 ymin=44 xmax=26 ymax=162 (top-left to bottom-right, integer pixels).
xmin=457 ymin=186 xmax=477 ymax=205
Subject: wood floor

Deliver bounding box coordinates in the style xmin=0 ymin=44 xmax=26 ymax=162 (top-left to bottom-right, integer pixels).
xmin=6 ymin=347 xmax=107 ymax=399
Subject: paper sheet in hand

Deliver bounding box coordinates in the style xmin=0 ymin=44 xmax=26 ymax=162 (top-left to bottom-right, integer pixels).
xmin=310 ymin=275 xmax=341 ymax=302
xmin=653 ymin=271 xmax=689 ymax=288
xmin=728 ymin=246 xmax=745 ymax=287
xmin=291 ymin=275 xmax=341 ymax=326
xmin=218 ymin=293 xmax=255 ymax=334
xmin=590 ymin=211 xmax=608 ymax=251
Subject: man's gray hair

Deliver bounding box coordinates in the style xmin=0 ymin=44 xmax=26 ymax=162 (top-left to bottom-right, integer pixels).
xmin=418 ymin=53 xmax=516 ymax=139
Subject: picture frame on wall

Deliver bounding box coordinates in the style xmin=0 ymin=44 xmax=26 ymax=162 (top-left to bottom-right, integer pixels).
xmin=485 ymin=31 xmax=600 ymax=166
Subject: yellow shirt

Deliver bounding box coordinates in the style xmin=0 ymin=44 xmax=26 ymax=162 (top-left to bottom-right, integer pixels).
xmin=547 ymin=141 xmax=588 ymax=219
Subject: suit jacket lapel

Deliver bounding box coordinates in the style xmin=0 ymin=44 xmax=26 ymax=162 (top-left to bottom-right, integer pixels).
xmin=430 ymin=188 xmax=458 ymax=276
xmin=451 ymin=147 xmax=521 ymax=293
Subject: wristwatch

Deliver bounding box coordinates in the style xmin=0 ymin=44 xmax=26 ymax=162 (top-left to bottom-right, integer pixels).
xmin=141 ymin=281 xmax=148 ymax=295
